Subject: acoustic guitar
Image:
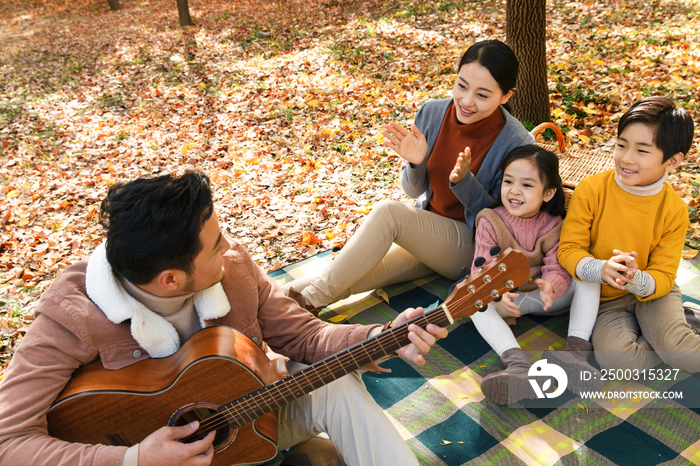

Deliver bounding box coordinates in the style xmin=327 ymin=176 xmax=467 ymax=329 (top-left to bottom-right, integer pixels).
xmin=47 ymin=247 xmax=529 ymax=465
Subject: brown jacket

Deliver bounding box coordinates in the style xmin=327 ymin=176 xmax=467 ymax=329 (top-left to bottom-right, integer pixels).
xmin=0 ymin=240 xmax=375 ymax=466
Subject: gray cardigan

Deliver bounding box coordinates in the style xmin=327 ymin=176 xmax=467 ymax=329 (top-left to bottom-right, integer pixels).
xmin=399 ymin=98 xmax=534 ymax=228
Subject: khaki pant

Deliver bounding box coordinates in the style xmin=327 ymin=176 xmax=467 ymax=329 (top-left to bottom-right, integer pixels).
xmin=592 ymin=285 xmax=700 ymax=372
xmin=276 ymin=361 xmax=418 ymax=466
xmin=286 ymin=200 xmax=474 ymax=308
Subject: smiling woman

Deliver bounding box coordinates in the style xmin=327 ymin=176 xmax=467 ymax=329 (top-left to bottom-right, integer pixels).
xmin=451 ymin=62 xmax=514 ymax=126
xmin=282 ymin=40 xmax=536 ymax=313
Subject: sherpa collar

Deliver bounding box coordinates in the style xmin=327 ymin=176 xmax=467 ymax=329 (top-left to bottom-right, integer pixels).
xmin=85 ymin=242 xmax=231 ymax=358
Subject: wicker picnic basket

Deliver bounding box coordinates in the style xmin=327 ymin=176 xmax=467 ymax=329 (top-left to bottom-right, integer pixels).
xmin=531 ymin=122 xmax=615 ymax=208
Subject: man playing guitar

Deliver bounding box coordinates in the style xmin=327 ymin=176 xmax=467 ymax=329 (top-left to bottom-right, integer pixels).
xmin=0 ymin=171 xmax=447 ymax=466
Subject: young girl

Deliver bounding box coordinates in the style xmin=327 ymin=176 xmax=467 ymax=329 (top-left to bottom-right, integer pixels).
xmin=283 ymin=40 xmax=534 ymax=312
xmin=470 ymin=145 xmax=602 ymax=405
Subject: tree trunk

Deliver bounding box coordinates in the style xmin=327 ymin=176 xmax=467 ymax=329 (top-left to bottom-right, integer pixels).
xmin=106 ymin=0 xmax=121 ymax=11
xmin=177 ymin=0 xmax=194 ymax=27
xmin=506 ymin=0 xmax=550 ymax=125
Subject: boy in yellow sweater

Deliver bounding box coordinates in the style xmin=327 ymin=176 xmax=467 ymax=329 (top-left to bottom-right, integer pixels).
xmin=558 ymin=96 xmax=700 ymax=373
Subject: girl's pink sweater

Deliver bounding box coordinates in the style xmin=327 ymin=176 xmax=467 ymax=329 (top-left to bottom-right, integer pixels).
xmin=472 ymin=206 xmax=571 ymax=300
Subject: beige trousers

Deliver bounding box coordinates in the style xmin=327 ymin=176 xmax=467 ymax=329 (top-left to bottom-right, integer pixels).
xmin=275 ymin=361 xmax=419 ymax=466
xmin=592 ymin=285 xmax=700 ymax=372
xmin=286 ymin=200 xmax=474 ymax=308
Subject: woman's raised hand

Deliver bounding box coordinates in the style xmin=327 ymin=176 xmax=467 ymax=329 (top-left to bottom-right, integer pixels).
xmin=382 ymin=122 xmax=428 ymax=165
xmin=449 ymin=147 xmax=471 ymax=184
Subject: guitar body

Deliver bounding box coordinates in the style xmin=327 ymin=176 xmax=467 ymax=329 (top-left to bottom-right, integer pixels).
xmin=48 ymin=327 xmax=279 ymax=466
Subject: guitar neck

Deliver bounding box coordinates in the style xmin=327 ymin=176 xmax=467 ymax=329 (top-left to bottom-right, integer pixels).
xmin=217 ymin=248 xmax=529 ymax=431
xmin=220 ymin=308 xmax=451 ymax=428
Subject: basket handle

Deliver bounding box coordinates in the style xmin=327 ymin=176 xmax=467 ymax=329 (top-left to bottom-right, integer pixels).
xmin=531 ymin=122 xmax=566 ymax=153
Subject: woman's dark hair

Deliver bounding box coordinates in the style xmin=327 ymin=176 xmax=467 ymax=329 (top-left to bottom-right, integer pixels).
xmin=495 ymin=144 xmax=566 ymax=218
xmin=458 ymin=39 xmax=519 ymax=96
xmin=618 ymin=96 xmax=694 ymax=163
xmin=99 ymin=171 xmax=214 ymax=284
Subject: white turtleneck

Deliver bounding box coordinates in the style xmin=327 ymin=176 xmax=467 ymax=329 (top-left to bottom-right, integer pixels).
xmin=118 ymin=275 xmax=201 ymax=344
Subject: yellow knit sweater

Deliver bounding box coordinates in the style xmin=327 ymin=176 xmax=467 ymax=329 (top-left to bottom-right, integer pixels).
xmin=558 ymin=169 xmax=688 ymax=302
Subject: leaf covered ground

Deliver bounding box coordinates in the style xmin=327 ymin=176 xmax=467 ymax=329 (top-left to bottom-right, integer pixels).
xmin=2 ymin=0 xmax=700 ymax=372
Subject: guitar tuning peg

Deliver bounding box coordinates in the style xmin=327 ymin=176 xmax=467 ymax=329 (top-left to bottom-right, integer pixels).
xmin=474 ymin=256 xmax=486 ymax=268
xmin=489 ymin=245 xmax=502 ymax=257
xmin=494 ymin=296 xmax=502 ymax=302
xmin=459 ymin=266 xmax=471 ymax=279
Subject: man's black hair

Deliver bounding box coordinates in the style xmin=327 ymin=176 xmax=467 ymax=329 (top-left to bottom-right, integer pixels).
xmin=618 ymin=96 xmax=695 ymax=163
xmin=99 ymin=171 xmax=214 ymax=284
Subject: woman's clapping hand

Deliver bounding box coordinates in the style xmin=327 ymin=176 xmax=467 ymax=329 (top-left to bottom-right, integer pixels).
xmin=382 ymin=122 xmax=428 ymax=165
xmin=449 ymin=147 xmax=471 ymax=184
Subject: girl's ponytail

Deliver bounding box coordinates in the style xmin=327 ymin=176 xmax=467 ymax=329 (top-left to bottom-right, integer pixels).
xmin=543 ymin=183 xmax=566 ymax=219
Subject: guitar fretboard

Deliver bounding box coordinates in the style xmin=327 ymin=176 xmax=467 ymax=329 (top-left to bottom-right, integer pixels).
xmin=220 ymin=309 xmax=451 ymax=428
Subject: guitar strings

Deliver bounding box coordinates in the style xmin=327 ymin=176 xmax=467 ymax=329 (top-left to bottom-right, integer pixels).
xmin=186 ymin=282 xmax=511 ymax=442
xmin=182 ymin=310 xmax=443 ymax=440
xmin=216 ymin=263 xmax=516 ymax=426
xmin=188 ymin=293 xmax=506 ymax=441
xmin=185 ymin=315 xmax=438 ymax=440
xmin=184 ymin=279 xmax=513 ymax=442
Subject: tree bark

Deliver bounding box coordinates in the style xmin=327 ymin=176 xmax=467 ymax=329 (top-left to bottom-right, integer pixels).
xmin=106 ymin=0 xmax=121 ymax=11
xmin=177 ymin=0 xmax=194 ymax=27
xmin=506 ymin=0 xmax=550 ymax=125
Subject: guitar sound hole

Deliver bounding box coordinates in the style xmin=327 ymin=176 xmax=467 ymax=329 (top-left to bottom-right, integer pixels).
xmin=169 ymin=402 xmax=237 ymax=452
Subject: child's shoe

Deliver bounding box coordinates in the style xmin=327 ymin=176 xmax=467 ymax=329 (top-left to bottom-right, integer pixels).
xmin=541 ymin=336 xmax=603 ymax=396
xmin=480 ymin=348 xmax=537 ymax=405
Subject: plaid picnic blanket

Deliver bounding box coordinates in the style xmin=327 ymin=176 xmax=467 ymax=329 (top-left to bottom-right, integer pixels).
xmin=269 ymin=250 xmax=700 ymax=466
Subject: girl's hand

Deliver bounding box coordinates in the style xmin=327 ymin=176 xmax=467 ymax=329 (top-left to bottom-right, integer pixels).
xmin=534 ymin=279 xmax=555 ymax=311
xmin=382 ymin=122 xmax=428 ymax=165
xmin=500 ymin=292 xmax=520 ymax=317
xmin=449 ymin=147 xmax=472 ymax=184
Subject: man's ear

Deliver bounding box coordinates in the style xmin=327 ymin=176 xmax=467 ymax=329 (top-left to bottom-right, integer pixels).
xmin=137 ymin=268 xmax=189 ymax=297
xmin=664 ymin=152 xmax=684 ymax=172
xmin=155 ymin=269 xmax=186 ymax=292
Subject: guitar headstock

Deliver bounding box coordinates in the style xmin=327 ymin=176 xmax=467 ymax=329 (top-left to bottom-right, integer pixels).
xmin=442 ymin=248 xmax=530 ymax=320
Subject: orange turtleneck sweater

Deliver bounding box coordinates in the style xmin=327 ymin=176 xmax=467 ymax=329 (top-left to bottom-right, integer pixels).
xmin=427 ymin=103 xmax=505 ymax=222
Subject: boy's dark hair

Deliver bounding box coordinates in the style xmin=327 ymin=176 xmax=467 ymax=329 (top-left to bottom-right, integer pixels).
xmin=458 ymin=39 xmax=519 ymax=96
xmin=99 ymin=171 xmax=214 ymax=284
xmin=495 ymin=144 xmax=567 ymax=218
xmin=618 ymin=96 xmax=695 ymax=162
